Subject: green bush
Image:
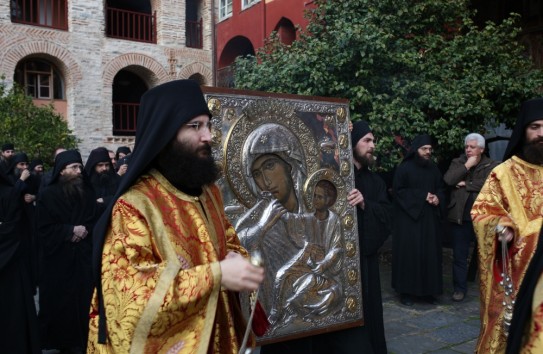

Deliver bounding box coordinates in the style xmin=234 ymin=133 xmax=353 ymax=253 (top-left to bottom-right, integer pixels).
xmin=234 ymin=0 xmax=543 ymax=169
xmin=0 ymin=79 xmax=78 ymax=168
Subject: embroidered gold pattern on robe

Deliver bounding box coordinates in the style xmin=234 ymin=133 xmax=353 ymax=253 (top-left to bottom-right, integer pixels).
xmin=471 ymin=156 xmax=543 ymax=353
xmin=87 ymin=170 xmax=248 ymax=354
xmin=516 ymin=272 xmax=543 ymax=353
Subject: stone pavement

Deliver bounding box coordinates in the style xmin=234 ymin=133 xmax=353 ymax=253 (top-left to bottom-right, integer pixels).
xmin=380 ymin=246 xmax=480 ymax=354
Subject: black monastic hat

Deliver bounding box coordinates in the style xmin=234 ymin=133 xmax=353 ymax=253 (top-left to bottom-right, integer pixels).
xmin=503 ymin=98 xmax=543 ymax=160
xmin=351 ymin=120 xmax=372 ymax=146
xmin=50 ymin=150 xmax=83 ymax=184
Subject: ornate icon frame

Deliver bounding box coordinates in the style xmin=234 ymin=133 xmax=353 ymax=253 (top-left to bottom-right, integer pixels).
xmin=203 ymin=87 xmax=363 ymax=345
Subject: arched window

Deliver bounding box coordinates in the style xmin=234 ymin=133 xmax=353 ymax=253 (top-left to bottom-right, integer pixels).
xmin=14 ymin=59 xmax=65 ymax=100
xmin=112 ymin=70 xmax=148 ymax=136
xmin=275 ymin=18 xmax=296 ymax=46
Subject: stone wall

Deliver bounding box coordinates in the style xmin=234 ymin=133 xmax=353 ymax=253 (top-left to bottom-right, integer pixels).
xmin=0 ymin=0 xmax=213 ymax=159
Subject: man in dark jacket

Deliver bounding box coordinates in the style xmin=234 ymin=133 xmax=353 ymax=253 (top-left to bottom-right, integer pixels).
xmin=443 ymin=133 xmax=499 ymax=302
xmin=36 ymin=150 xmax=97 ymax=353
xmin=392 ymin=134 xmax=445 ymax=306
xmin=84 ymin=147 xmax=120 ymax=215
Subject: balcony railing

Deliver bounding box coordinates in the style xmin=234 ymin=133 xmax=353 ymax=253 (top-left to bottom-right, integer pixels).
xmin=11 ymin=0 xmax=68 ymax=30
xmin=106 ymin=7 xmax=156 ymax=44
xmin=113 ymin=102 xmax=139 ymax=135
xmin=186 ymin=19 xmax=203 ymax=49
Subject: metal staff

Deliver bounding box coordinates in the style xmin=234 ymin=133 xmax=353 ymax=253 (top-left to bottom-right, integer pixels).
xmin=238 ymin=251 xmax=264 ymax=354
xmin=496 ymin=224 xmax=515 ymax=336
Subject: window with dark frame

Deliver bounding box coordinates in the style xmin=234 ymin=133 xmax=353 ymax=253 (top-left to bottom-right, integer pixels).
xmin=11 ymin=0 xmax=68 ymax=30
xmin=14 ymin=59 xmax=65 ymax=100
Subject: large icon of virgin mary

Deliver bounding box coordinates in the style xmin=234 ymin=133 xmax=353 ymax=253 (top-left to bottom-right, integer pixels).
xmin=235 ymin=123 xmax=344 ymax=329
xmin=203 ymin=88 xmax=363 ymax=344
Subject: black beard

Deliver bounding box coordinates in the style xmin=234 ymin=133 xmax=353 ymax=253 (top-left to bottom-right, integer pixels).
xmin=353 ymin=151 xmax=375 ymax=168
xmin=59 ymin=175 xmax=85 ymax=201
xmin=414 ymin=153 xmax=431 ymax=167
xmin=155 ymin=139 xmax=219 ymax=194
xmin=91 ymin=170 xmax=112 ymax=186
xmin=522 ymin=137 xmax=543 ymax=165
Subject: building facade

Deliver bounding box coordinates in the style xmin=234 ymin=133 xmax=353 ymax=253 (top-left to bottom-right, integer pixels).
xmin=215 ymin=0 xmax=313 ymax=87
xmin=472 ymin=0 xmax=543 ymax=68
xmin=0 ymin=0 xmax=214 ymax=156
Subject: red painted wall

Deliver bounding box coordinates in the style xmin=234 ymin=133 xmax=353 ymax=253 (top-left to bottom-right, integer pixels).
xmin=216 ymin=0 xmax=313 ymax=68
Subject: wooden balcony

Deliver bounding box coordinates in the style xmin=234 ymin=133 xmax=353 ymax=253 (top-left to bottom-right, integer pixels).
xmin=113 ymin=102 xmax=139 ymax=136
xmin=186 ymin=19 xmax=203 ymax=49
xmin=106 ymin=7 xmax=156 ymax=44
xmin=11 ymin=0 xmax=68 ymax=30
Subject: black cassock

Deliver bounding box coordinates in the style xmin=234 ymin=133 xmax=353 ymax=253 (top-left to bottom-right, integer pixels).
xmin=36 ymin=182 xmax=96 ymax=350
xmin=354 ymin=167 xmax=391 ymax=354
xmin=392 ymin=159 xmax=444 ymax=296
xmin=0 ymin=177 xmax=40 ymax=353
xmin=313 ymin=167 xmax=392 ymax=354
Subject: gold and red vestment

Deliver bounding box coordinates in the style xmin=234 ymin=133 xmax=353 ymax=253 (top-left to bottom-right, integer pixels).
xmin=472 ymin=156 xmax=543 ymax=353
xmin=88 ymin=169 xmax=248 ymax=354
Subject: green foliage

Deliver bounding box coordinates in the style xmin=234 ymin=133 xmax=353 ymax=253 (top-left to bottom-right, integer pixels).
xmin=0 ymin=80 xmax=78 ymax=167
xmin=234 ymin=0 xmax=543 ymax=169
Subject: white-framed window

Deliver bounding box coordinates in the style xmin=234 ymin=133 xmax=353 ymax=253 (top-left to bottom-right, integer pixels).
xmin=219 ymin=0 xmax=232 ymax=20
xmin=14 ymin=59 xmax=65 ymax=100
xmin=242 ymin=0 xmax=259 ymax=10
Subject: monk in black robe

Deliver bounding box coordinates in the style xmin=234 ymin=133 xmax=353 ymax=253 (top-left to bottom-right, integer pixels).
xmin=350 ymin=121 xmax=391 ymax=353
xmin=7 ymin=152 xmax=41 ymax=291
xmin=36 ymin=150 xmax=97 ymax=353
xmin=278 ymin=121 xmax=392 ymax=354
xmin=392 ymin=134 xmax=444 ymax=306
xmin=84 ymin=147 xmax=120 ymax=216
xmin=315 ymin=121 xmax=392 ymax=354
xmin=0 ymin=168 xmax=40 ymax=353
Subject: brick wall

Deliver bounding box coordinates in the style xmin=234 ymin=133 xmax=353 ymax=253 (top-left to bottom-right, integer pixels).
xmin=0 ymin=0 xmax=213 ymax=159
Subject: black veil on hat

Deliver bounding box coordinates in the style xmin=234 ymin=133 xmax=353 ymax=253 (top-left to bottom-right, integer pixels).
xmin=50 ymin=150 xmax=83 ymax=184
xmin=8 ymin=153 xmax=29 ymax=174
xmin=403 ymin=134 xmax=433 ymax=161
xmin=503 ymin=98 xmax=543 ymax=160
xmin=115 ymin=146 xmax=131 ymax=161
xmin=29 ymin=159 xmax=44 ymax=172
xmin=351 ymin=120 xmax=372 ymax=146
xmin=92 ymin=79 xmax=211 ymax=343
xmin=85 ymin=147 xmax=113 ymax=177
xmin=2 ymin=143 xmax=14 ymax=152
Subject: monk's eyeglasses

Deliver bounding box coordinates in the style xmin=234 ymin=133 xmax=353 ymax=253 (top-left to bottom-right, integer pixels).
xmin=185 ymin=121 xmax=212 ymax=132
xmin=64 ymin=164 xmax=83 ymax=171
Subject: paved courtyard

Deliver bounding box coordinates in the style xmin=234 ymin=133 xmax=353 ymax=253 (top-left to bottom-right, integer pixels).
xmin=380 ymin=246 xmax=480 ymax=354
